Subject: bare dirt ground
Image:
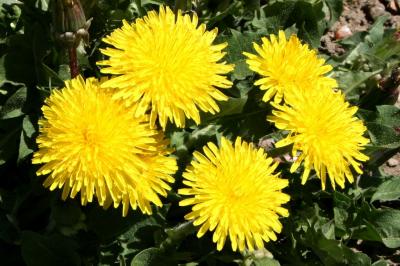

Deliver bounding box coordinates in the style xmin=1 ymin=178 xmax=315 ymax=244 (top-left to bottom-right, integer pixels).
xmin=321 ymin=0 xmax=400 ymax=56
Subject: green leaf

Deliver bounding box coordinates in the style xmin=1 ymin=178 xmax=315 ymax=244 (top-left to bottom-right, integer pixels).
xmin=18 ymin=129 xmax=32 ymax=161
xmin=1 ymin=0 xmax=22 ymax=5
xmin=130 ymin=248 xmax=168 ymax=266
xmin=335 ymin=70 xmax=381 ymax=95
xmin=86 ymin=206 xmax=153 ymax=242
xmin=298 ymin=204 xmax=371 ymax=265
xmin=0 ymin=211 xmax=19 ymax=243
xmin=57 ymin=64 xmax=71 ymax=81
xmin=243 ymin=0 xmax=260 ymax=11
xmin=51 ymin=200 xmax=83 ymax=227
xmin=262 ymin=0 xmax=326 ymax=47
xmin=372 ymin=260 xmax=390 ymax=266
xmin=0 ymin=35 xmax=36 ymax=85
xmin=0 ymin=86 xmax=26 ymax=119
xmin=355 ymin=206 xmax=400 ymax=248
xmin=323 ymin=0 xmax=343 ymax=27
xmin=262 ymin=1 xmax=296 ymax=29
xmin=211 ymin=96 xmax=248 ymax=120
xmin=371 ymin=176 xmax=400 ymax=202
xmin=295 ymin=1 xmax=326 ymax=48
xmin=0 ymin=119 xmax=22 ymax=164
xmin=363 ymin=105 xmax=400 ymax=165
xmin=21 ymin=114 xmax=36 ymax=138
xmin=333 ymin=192 xmax=353 ymax=236
xmin=35 ymin=0 xmax=49 ymax=11
xmin=18 ymin=115 xmax=36 ymax=162
xmin=198 ymin=97 xmax=248 ymax=132
xmin=160 ymin=222 xmax=196 ymax=252
xmin=169 ymin=130 xmax=190 ymax=152
xmin=366 ymin=15 xmax=388 ymax=44
xmin=367 ymin=122 xmax=400 ymax=149
xmin=187 ymin=124 xmax=222 ymax=148
xmin=224 ymin=30 xmax=260 ymax=80
xmin=306 ymin=230 xmax=371 ymax=265
xmin=119 ymin=213 xmax=165 ymax=252
xmin=21 ymin=231 xmax=80 ymax=266
xmin=334 ymin=191 xmax=353 ymax=209
xmin=367 ymin=29 xmax=400 ymax=63
xmin=254 ymin=257 xmax=280 ymax=266
xmin=334 ymin=207 xmax=348 ymax=232
xmin=375 ymin=105 xmax=400 ymax=128
xmin=335 ymin=16 xmax=400 ymax=69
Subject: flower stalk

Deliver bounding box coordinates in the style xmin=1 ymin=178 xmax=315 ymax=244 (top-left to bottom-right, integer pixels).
xmin=68 ymin=47 xmax=79 ymax=78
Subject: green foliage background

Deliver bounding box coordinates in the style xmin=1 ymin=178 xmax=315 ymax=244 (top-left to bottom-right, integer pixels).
xmin=0 ymin=0 xmax=400 ymax=265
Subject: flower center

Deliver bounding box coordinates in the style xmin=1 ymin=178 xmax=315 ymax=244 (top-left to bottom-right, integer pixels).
xmin=82 ymin=127 xmax=100 ymax=148
xmin=228 ymin=188 xmax=244 ymax=200
xmin=158 ymin=62 xmax=175 ymax=80
xmin=150 ymin=48 xmax=191 ymax=85
xmin=218 ymin=181 xmax=254 ymax=209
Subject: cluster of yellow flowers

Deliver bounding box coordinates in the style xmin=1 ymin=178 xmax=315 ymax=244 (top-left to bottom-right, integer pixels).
xmin=244 ymin=31 xmax=369 ymax=190
xmin=32 ymin=6 xmax=369 ymax=252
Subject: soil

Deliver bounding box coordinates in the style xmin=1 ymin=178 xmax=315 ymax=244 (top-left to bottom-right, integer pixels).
xmin=321 ymin=0 xmax=400 ymax=56
xmin=320 ymin=0 xmax=400 ymax=177
xmin=383 ymin=153 xmax=400 ymax=176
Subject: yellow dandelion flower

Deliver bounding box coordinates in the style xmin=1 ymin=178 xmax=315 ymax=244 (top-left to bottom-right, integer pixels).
xmin=32 ymin=76 xmax=177 ymax=216
xmin=179 ymin=137 xmax=290 ymax=252
xmin=244 ymin=30 xmax=337 ymax=103
xmin=268 ymin=87 xmax=369 ymax=190
xmin=97 ymin=6 xmax=233 ymax=129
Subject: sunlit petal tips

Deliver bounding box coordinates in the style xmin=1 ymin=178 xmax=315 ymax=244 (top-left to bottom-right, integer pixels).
xmin=32 ymin=76 xmax=177 ymax=216
xmin=98 ymin=6 xmax=234 ymax=129
xmin=244 ymin=30 xmax=337 ymax=103
xmin=179 ymin=137 xmax=290 ymax=252
xmin=268 ymin=87 xmax=370 ymax=190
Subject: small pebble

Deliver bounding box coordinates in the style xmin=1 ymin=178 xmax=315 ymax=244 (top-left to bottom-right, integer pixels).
xmin=390 ymin=16 xmax=400 ymax=29
xmin=258 ymin=138 xmax=275 ymax=150
xmin=369 ymin=3 xmax=389 ymax=20
xmin=389 ymin=0 xmax=398 ymax=12
xmin=387 ymin=158 xmax=399 ymax=167
xmin=373 ymin=73 xmax=382 ymax=82
xmin=335 ymin=25 xmax=352 ymax=40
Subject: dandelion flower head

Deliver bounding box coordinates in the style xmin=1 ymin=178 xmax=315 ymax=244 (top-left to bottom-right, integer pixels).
xmin=179 ymin=137 xmax=290 ymax=251
xmin=98 ymin=6 xmax=233 ymax=128
xmin=268 ymin=87 xmax=369 ymax=190
xmin=32 ymin=76 xmax=177 ymax=216
xmin=244 ymin=30 xmax=337 ymax=103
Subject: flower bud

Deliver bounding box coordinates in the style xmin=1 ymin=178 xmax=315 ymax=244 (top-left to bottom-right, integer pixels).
xmin=52 ymin=0 xmax=91 ymax=48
